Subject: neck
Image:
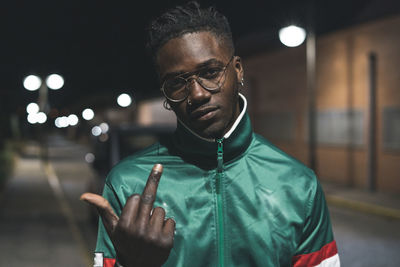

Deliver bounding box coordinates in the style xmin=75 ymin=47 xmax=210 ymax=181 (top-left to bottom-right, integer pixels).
xmin=177 ymin=93 xmax=248 ymax=142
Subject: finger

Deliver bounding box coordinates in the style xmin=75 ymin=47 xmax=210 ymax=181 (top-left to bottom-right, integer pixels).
xmin=138 ymin=164 xmax=163 ymax=220
xmin=118 ymin=194 xmax=141 ymax=227
xmin=149 ymin=206 xmax=166 ymax=230
xmin=80 ymin=192 xmax=119 ymax=234
xmin=163 ymin=218 xmax=176 ymax=238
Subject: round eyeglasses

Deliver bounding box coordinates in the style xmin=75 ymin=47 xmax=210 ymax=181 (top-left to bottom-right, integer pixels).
xmin=161 ymin=56 xmax=234 ymax=102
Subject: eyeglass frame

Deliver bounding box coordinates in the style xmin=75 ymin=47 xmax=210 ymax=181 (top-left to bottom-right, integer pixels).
xmin=160 ymin=56 xmax=235 ymax=103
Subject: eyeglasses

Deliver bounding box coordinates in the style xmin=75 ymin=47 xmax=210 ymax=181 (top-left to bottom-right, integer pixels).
xmin=161 ymin=56 xmax=234 ymax=102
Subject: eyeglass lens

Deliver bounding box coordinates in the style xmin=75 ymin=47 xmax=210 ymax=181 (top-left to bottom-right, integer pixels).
xmin=163 ymin=59 xmax=232 ymax=101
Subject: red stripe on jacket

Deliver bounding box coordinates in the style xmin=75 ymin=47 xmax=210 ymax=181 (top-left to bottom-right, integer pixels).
xmin=292 ymin=240 xmax=338 ymax=267
xmin=104 ymin=258 xmax=116 ymax=267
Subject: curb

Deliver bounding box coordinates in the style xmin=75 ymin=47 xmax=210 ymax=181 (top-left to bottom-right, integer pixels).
xmin=326 ymin=194 xmax=400 ymax=220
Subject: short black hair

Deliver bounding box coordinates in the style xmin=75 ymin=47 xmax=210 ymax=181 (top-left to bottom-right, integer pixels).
xmin=146 ymin=1 xmax=234 ymax=65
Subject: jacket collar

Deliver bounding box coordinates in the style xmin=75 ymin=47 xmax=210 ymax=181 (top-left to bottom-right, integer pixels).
xmin=171 ymin=94 xmax=253 ymax=165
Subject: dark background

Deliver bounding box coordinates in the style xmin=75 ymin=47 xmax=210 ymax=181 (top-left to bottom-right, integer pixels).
xmin=2 ymin=0 xmax=400 ymax=116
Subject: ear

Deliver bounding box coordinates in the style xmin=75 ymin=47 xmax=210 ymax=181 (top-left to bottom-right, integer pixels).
xmin=233 ymin=56 xmax=244 ymax=84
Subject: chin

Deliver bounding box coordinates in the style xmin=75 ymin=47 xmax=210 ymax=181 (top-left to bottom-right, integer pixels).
xmin=195 ymin=122 xmax=225 ymax=139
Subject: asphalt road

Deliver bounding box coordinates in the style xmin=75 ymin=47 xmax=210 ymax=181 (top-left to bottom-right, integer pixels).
xmin=330 ymin=206 xmax=400 ymax=267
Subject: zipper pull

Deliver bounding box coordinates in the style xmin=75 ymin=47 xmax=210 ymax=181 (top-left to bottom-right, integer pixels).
xmin=216 ymin=138 xmax=224 ymax=173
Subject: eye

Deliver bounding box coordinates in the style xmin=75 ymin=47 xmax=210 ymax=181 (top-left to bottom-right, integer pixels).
xmin=200 ymin=67 xmax=222 ymax=79
xmin=165 ymin=77 xmax=186 ymax=91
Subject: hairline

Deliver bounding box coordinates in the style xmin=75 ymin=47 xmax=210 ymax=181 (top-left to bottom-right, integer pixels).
xmin=154 ymin=30 xmax=234 ymax=76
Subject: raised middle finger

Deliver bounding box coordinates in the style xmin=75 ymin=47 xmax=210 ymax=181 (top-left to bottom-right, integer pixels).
xmin=137 ymin=164 xmax=163 ymax=223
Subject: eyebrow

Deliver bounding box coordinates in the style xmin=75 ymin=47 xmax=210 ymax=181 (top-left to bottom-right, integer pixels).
xmin=161 ymin=58 xmax=224 ymax=82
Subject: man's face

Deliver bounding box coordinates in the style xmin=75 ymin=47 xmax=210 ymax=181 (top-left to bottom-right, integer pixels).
xmin=156 ymin=31 xmax=243 ymax=139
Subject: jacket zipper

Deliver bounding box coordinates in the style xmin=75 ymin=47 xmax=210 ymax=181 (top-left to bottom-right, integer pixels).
xmin=216 ymin=138 xmax=225 ymax=267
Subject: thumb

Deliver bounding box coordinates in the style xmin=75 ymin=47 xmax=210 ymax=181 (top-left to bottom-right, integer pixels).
xmin=80 ymin=192 xmax=119 ymax=234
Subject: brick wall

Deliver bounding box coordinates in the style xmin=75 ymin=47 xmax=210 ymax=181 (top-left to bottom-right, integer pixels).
xmin=243 ymin=15 xmax=400 ymax=193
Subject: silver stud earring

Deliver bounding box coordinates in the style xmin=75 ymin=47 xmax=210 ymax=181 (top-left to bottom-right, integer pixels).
xmin=163 ymin=100 xmax=172 ymax=110
xmin=187 ymin=99 xmax=192 ymax=106
xmin=240 ymin=78 xmax=244 ymax=87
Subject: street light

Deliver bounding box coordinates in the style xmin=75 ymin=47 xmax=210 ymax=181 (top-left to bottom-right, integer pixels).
xmin=67 ymin=114 xmax=79 ymax=126
xmin=46 ymin=74 xmax=64 ymax=90
xmin=27 ymin=112 xmax=47 ymax=125
xmin=23 ymin=75 xmax=42 ymax=91
xmin=82 ymin=108 xmax=95 ymax=121
xmin=26 ymin=102 xmax=40 ymax=114
xmin=23 ymin=73 xmax=64 ymax=113
xmin=117 ymin=93 xmax=132 ymax=107
xmin=279 ymin=25 xmax=306 ymax=47
xmin=279 ymin=23 xmax=317 ymax=171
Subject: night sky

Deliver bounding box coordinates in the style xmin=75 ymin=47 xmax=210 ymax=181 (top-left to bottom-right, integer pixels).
xmin=2 ymin=0 xmax=399 ymax=117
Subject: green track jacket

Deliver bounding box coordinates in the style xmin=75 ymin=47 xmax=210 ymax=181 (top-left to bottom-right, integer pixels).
xmin=94 ymin=95 xmax=340 ymax=267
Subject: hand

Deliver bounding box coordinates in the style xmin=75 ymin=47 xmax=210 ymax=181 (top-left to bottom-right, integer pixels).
xmin=80 ymin=164 xmax=175 ymax=267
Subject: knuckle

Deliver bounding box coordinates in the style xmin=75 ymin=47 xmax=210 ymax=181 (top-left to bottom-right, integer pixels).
xmin=126 ymin=194 xmax=141 ymax=204
xmin=117 ymin=219 xmax=130 ymax=232
xmin=153 ymin=206 xmax=166 ymax=217
xmin=159 ymin=237 xmax=173 ymax=250
xmin=134 ymin=224 xmax=148 ymax=238
xmin=141 ymin=193 xmax=155 ymax=204
xmin=145 ymin=232 xmax=159 ymax=243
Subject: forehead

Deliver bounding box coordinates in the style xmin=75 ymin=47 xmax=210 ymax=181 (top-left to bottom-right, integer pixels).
xmin=156 ymin=31 xmax=230 ymax=78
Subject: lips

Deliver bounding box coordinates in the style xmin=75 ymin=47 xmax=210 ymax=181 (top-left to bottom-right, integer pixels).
xmin=190 ymin=106 xmax=219 ymax=121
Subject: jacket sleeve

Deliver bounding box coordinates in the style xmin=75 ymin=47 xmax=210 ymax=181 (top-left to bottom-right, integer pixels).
xmin=93 ymin=181 xmax=122 ymax=267
xmin=292 ymin=179 xmax=340 ymax=267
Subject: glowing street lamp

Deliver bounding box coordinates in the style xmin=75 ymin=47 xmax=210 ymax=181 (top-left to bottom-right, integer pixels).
xmin=46 ymin=74 xmax=64 ymax=90
xmin=26 ymin=102 xmax=40 ymax=114
xmin=91 ymin=126 xmax=102 ymax=136
xmin=117 ymin=93 xmax=132 ymax=107
xmin=23 ymin=73 xmax=64 ymax=114
xmin=23 ymin=75 xmax=42 ymax=91
xmin=278 ymin=25 xmax=306 ymax=47
xmin=27 ymin=112 xmax=47 ymax=125
xmin=67 ymin=114 xmax=79 ymax=126
xmin=279 ymin=23 xmax=317 ymax=171
xmin=82 ymin=108 xmax=95 ymax=121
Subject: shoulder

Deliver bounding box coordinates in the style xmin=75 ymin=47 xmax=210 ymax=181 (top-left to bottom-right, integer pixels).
xmin=250 ymin=133 xmax=318 ymax=192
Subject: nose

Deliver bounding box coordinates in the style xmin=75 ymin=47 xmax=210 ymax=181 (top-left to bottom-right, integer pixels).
xmin=186 ymin=77 xmax=211 ymax=104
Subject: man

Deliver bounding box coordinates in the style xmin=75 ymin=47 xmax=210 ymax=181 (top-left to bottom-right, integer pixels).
xmin=81 ymin=2 xmax=340 ymax=266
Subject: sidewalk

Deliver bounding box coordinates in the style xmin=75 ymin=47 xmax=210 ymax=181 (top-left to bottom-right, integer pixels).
xmin=322 ymin=181 xmax=400 ymax=220
xmin=0 ymin=138 xmax=96 ymax=267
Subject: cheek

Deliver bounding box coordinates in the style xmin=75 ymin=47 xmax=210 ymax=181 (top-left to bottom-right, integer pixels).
xmin=171 ymin=102 xmax=188 ymax=119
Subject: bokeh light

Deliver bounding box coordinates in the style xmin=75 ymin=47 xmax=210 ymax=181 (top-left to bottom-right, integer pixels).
xmin=279 ymin=25 xmax=306 ymax=47
xmin=46 ymin=74 xmax=64 ymax=90
xmin=85 ymin=153 xmax=95 ymax=163
xmin=27 ymin=113 xmax=38 ymax=124
xmin=67 ymin=114 xmax=79 ymax=126
xmin=91 ymin=126 xmax=102 ymax=136
xmin=117 ymin=93 xmax=132 ymax=107
xmin=55 ymin=116 xmax=69 ymax=128
xmin=36 ymin=112 xmax=47 ymax=124
xmin=23 ymin=75 xmax=42 ymax=91
xmin=26 ymin=103 xmax=40 ymax=114
xmin=82 ymin=108 xmax=95 ymax=121
xmin=99 ymin=122 xmax=109 ymax=134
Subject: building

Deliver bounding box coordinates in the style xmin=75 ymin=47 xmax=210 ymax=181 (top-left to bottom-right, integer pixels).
xmin=243 ymin=15 xmax=400 ymax=193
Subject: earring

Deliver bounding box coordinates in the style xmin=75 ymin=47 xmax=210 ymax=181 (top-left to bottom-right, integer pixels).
xmin=240 ymin=78 xmax=244 ymax=87
xmin=187 ymin=98 xmax=192 ymax=106
xmin=163 ymin=100 xmax=172 ymax=110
